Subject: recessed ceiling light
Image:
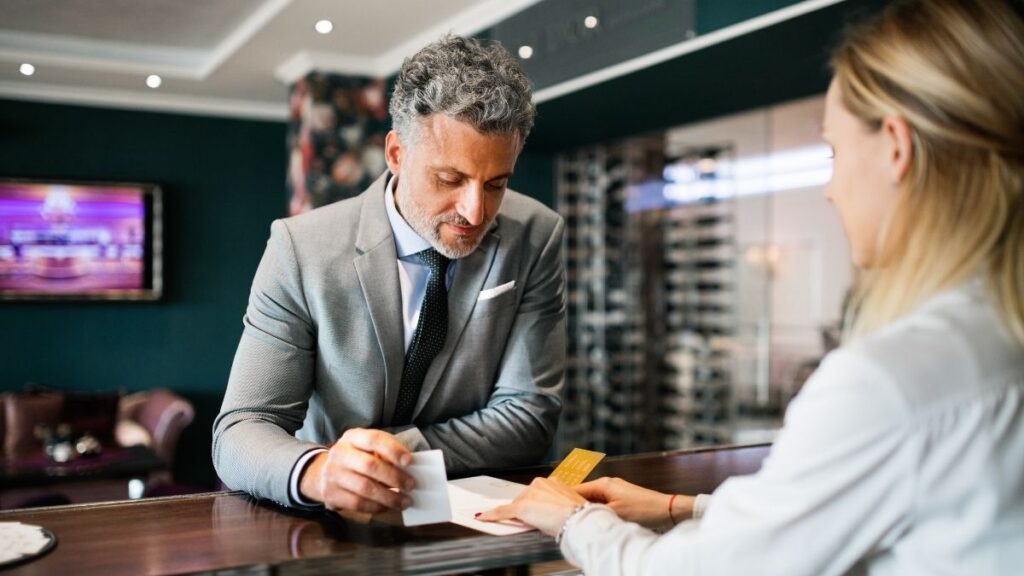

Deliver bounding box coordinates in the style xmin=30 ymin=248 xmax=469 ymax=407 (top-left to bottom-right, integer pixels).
xmin=518 ymin=45 xmax=533 ymax=59
xmin=146 ymin=75 xmax=162 ymax=89
xmin=315 ymin=19 xmax=333 ymax=34
xmin=19 ymin=63 xmax=35 ymax=76
xmin=584 ymin=16 xmax=599 ymax=29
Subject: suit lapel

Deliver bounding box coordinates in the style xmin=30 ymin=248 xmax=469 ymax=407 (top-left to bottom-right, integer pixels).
xmin=353 ymin=173 xmax=405 ymax=426
xmin=412 ymin=229 xmax=501 ymax=420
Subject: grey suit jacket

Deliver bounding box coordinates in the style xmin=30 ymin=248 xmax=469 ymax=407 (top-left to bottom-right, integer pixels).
xmin=213 ymin=173 xmax=566 ymax=506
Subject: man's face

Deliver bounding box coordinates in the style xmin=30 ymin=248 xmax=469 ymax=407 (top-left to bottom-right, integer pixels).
xmin=385 ymin=114 xmax=520 ymax=259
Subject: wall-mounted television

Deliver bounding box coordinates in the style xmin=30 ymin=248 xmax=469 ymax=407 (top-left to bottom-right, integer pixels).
xmin=0 ymin=178 xmax=163 ymax=301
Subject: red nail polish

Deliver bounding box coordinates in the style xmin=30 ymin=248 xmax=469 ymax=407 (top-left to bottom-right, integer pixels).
xmin=474 ymin=512 xmax=481 ymax=518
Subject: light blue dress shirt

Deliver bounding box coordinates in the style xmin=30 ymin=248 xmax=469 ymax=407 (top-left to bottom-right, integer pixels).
xmin=383 ymin=175 xmax=458 ymax=351
xmin=289 ymin=175 xmax=457 ymax=505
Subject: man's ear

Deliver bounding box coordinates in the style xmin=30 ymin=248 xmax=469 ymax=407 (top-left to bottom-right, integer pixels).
xmin=882 ymin=115 xmax=913 ymax=185
xmin=384 ymin=130 xmax=403 ymax=175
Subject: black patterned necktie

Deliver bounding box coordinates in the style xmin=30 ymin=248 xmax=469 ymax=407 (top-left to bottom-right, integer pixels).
xmin=392 ymin=249 xmax=451 ymax=426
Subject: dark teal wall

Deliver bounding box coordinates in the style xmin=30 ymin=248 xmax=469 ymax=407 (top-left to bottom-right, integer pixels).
xmin=0 ymin=99 xmax=286 ymax=487
xmin=695 ymin=0 xmax=806 ymax=34
xmin=511 ymin=150 xmax=555 ymax=208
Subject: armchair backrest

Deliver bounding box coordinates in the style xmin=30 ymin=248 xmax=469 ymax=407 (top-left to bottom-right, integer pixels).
xmin=126 ymin=389 xmax=195 ymax=468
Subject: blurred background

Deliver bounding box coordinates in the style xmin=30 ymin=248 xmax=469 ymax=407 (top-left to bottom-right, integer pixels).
xmin=0 ymin=0 xmax=883 ymax=506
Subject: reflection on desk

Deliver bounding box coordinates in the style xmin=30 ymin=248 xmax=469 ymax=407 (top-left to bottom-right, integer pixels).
xmin=0 ymin=444 xmax=769 ymax=575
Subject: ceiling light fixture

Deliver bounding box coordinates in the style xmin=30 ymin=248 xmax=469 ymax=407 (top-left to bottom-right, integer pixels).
xmin=518 ymin=45 xmax=534 ymax=59
xmin=146 ymin=75 xmax=162 ymax=89
xmin=315 ymin=19 xmax=333 ymax=34
xmin=19 ymin=63 xmax=35 ymax=76
xmin=584 ymin=16 xmax=599 ymax=29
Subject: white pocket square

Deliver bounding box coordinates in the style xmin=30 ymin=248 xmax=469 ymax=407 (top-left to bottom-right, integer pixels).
xmin=478 ymin=280 xmax=516 ymax=301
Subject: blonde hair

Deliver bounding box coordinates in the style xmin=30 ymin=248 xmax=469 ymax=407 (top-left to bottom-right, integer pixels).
xmin=832 ymin=0 xmax=1024 ymax=345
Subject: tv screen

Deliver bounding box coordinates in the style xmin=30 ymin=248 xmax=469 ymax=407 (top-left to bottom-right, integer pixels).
xmin=0 ymin=179 xmax=162 ymax=301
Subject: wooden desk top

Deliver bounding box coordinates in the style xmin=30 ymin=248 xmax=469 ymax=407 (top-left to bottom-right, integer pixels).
xmin=0 ymin=444 xmax=769 ymax=575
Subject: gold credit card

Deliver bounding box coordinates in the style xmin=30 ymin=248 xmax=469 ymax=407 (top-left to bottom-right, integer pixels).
xmin=548 ymin=448 xmax=606 ymax=486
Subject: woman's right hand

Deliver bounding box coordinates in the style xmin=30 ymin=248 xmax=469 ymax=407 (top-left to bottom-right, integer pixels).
xmin=576 ymin=477 xmax=693 ymax=531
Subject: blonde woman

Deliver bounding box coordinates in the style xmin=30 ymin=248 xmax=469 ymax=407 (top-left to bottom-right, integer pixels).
xmin=479 ymin=0 xmax=1024 ymax=573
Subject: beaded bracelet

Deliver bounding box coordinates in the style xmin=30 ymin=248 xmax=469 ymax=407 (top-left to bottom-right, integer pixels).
xmin=555 ymin=503 xmax=591 ymax=545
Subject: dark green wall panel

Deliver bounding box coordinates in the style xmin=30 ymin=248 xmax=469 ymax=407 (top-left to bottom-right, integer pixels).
xmin=511 ymin=149 xmax=556 ymax=208
xmin=696 ymin=0 xmax=805 ymax=34
xmin=0 ymin=99 xmax=286 ymax=486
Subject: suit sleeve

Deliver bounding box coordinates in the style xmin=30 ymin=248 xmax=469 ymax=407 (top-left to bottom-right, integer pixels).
xmin=212 ymin=219 xmax=325 ymax=506
xmin=394 ymin=216 xmax=567 ymax=471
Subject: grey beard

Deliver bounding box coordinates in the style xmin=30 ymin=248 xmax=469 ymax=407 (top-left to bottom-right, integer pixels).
xmin=396 ymin=187 xmax=484 ymax=260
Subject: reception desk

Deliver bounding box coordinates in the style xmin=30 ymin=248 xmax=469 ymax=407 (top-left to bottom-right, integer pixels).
xmin=0 ymin=444 xmax=769 ymax=575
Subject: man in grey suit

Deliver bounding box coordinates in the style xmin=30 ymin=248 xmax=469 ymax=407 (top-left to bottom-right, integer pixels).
xmin=213 ymin=35 xmax=565 ymax=515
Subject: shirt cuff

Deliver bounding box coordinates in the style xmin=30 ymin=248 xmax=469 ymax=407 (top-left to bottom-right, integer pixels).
xmin=288 ymin=448 xmax=327 ymax=508
xmin=692 ymin=493 xmax=712 ymax=520
xmin=558 ymin=503 xmax=619 ymax=567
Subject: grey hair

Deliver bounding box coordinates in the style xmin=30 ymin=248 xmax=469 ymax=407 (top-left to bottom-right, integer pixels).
xmin=389 ymin=34 xmax=536 ymax=145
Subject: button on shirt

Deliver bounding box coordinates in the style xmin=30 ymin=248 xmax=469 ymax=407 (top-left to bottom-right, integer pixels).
xmin=288 ymin=176 xmax=456 ymax=506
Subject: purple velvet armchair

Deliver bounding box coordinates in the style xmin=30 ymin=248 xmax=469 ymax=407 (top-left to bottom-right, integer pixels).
xmin=116 ymin=388 xmax=195 ymax=480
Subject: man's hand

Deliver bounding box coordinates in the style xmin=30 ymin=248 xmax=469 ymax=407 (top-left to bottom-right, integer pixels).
xmin=299 ymin=428 xmax=415 ymax=515
xmin=576 ymin=477 xmax=694 ymax=531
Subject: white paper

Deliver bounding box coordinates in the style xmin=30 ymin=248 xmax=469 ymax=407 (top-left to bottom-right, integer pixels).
xmin=401 ymin=450 xmax=452 ymax=527
xmin=447 ymin=476 xmax=534 ymax=536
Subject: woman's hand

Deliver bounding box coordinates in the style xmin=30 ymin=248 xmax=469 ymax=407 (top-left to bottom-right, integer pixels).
xmin=476 ymin=477 xmax=588 ymax=536
xmin=576 ymin=477 xmax=693 ymax=531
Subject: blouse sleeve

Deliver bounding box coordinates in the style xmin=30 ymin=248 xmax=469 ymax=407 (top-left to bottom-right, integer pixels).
xmin=560 ymin=347 xmax=916 ymax=576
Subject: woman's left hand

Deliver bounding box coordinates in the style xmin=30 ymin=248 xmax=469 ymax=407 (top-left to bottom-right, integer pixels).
xmin=476 ymin=477 xmax=588 ymax=536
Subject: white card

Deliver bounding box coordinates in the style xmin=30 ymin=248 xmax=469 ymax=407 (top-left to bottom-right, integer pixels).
xmin=447 ymin=476 xmax=534 ymax=536
xmin=401 ymin=450 xmax=452 ymax=527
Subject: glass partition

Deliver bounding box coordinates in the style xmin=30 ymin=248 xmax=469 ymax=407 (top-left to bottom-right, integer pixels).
xmin=555 ymin=94 xmax=851 ymax=457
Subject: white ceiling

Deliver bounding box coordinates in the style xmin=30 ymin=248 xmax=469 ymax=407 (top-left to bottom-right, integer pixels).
xmin=0 ymin=0 xmax=544 ymax=120
xmin=0 ymin=0 xmax=839 ymax=122
xmin=2 ymin=0 xmax=258 ymax=48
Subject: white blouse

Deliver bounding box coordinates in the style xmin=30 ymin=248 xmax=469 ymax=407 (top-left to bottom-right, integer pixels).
xmin=561 ymin=279 xmax=1024 ymax=575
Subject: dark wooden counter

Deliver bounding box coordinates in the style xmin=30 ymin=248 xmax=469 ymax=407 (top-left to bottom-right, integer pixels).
xmin=0 ymin=444 xmax=769 ymax=575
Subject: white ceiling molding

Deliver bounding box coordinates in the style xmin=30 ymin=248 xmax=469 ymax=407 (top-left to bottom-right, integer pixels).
xmin=283 ymin=0 xmax=840 ymax=92
xmin=197 ymin=0 xmax=294 ymax=79
xmin=274 ymin=51 xmax=315 ymax=84
xmin=371 ymin=0 xmax=546 ymax=77
xmin=533 ymin=0 xmax=846 ymax=104
xmin=276 ymin=0 xmax=546 ymax=83
xmin=0 ymin=0 xmax=843 ymax=121
xmin=0 ymin=0 xmax=291 ymax=80
xmin=0 ymin=30 xmax=208 ymax=78
xmin=0 ymin=80 xmax=288 ymax=121
xmin=274 ymin=51 xmax=381 ymax=84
